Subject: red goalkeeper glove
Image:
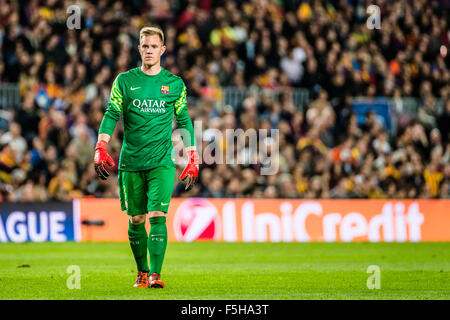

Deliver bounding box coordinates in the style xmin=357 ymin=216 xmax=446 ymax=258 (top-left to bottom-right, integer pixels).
xmin=94 ymin=140 xmax=115 ymax=180
xmin=180 ymin=149 xmax=199 ymax=191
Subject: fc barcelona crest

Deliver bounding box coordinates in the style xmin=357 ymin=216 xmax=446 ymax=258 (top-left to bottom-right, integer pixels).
xmin=161 ymin=85 xmax=170 ymax=94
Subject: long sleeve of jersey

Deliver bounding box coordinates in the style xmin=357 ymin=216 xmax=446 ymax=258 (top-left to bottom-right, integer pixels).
xmin=99 ymin=74 xmax=123 ymax=136
xmin=174 ymin=83 xmax=196 ymax=147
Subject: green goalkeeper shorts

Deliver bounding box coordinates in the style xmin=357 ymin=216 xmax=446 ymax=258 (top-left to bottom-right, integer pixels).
xmin=118 ymin=166 xmax=176 ymax=215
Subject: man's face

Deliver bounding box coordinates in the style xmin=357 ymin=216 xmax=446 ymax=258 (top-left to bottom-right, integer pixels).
xmin=138 ymin=34 xmax=166 ymax=67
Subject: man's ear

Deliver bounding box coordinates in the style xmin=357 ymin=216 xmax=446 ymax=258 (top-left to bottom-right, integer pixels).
xmin=161 ymin=45 xmax=166 ymax=56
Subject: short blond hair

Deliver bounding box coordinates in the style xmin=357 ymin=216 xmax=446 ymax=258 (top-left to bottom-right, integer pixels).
xmin=139 ymin=26 xmax=164 ymax=44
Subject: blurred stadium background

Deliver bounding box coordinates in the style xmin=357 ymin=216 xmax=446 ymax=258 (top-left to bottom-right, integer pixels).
xmin=0 ymin=0 xmax=449 ymax=202
xmin=0 ymin=0 xmax=450 ymax=300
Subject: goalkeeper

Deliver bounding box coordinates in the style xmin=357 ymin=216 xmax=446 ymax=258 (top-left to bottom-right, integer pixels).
xmin=94 ymin=26 xmax=199 ymax=288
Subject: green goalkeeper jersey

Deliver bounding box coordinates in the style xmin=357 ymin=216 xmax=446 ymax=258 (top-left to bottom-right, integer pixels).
xmin=98 ymin=67 xmax=195 ymax=171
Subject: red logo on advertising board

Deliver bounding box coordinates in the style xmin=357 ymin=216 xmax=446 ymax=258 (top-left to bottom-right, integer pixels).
xmin=173 ymin=198 xmax=221 ymax=242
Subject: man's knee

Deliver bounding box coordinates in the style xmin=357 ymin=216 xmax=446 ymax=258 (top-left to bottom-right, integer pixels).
xmin=130 ymin=214 xmax=146 ymax=225
xmin=148 ymin=211 xmax=165 ymax=218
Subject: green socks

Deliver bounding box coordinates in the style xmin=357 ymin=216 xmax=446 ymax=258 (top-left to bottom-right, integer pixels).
xmin=128 ymin=220 xmax=149 ymax=273
xmin=128 ymin=216 xmax=168 ymax=275
xmin=148 ymin=216 xmax=168 ymax=275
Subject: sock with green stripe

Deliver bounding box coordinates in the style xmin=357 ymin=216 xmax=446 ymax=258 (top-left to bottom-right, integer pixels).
xmin=148 ymin=216 xmax=168 ymax=275
xmin=128 ymin=220 xmax=149 ymax=273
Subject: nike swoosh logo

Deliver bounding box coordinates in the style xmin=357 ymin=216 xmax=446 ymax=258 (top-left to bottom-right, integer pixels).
xmin=130 ymin=87 xmax=141 ymax=91
xmin=161 ymin=202 xmax=169 ymax=206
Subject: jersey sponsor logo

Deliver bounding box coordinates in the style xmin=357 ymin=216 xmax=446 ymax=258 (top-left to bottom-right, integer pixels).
xmin=130 ymin=86 xmax=141 ymax=91
xmin=161 ymin=85 xmax=170 ymax=94
xmin=173 ymin=198 xmax=221 ymax=242
xmin=132 ymin=99 xmax=166 ymax=113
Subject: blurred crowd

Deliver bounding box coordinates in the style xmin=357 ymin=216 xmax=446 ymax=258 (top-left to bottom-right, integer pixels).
xmin=0 ymin=0 xmax=449 ymax=202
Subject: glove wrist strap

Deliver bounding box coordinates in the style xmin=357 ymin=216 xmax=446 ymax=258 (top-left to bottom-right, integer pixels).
xmin=187 ymin=150 xmax=199 ymax=163
xmin=95 ymin=140 xmax=108 ymax=150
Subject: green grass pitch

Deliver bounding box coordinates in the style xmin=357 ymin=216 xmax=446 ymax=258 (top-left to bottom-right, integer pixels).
xmin=0 ymin=242 xmax=449 ymax=300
